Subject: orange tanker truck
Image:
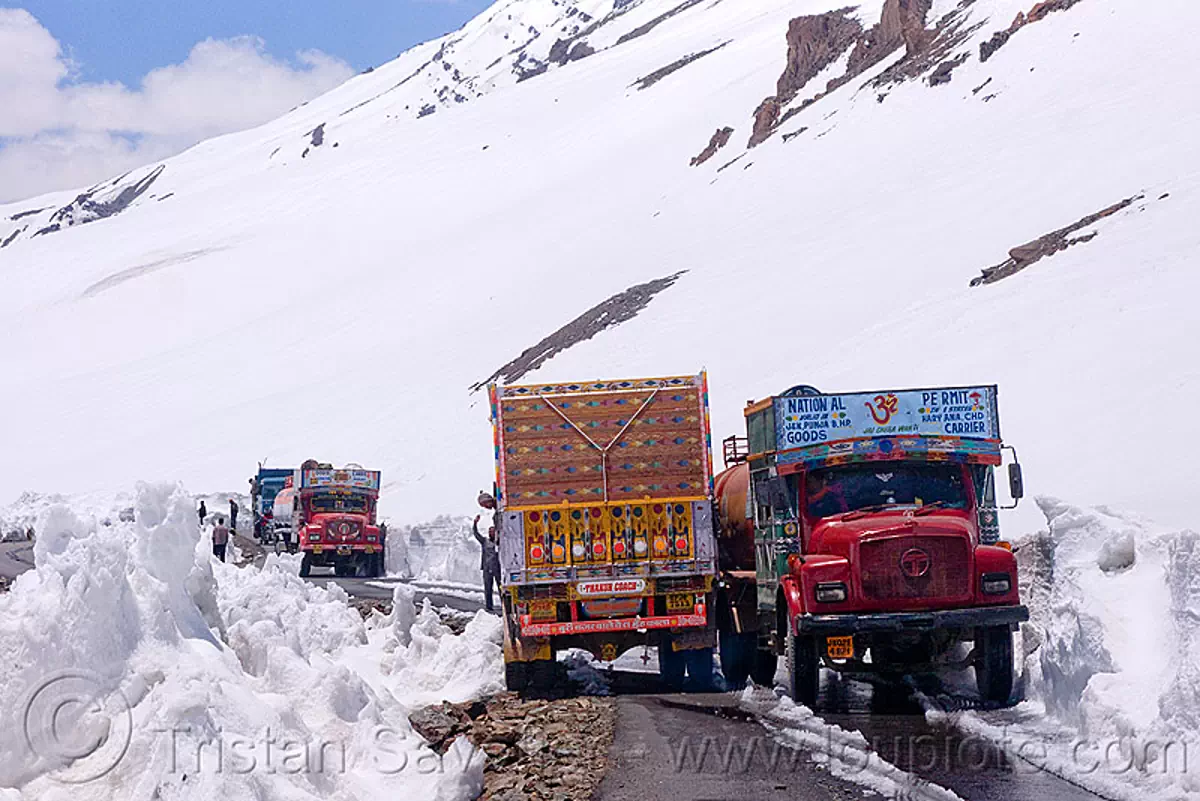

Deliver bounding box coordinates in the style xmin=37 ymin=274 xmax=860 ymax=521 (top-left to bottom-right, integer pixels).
xmin=488 ymin=373 xmax=718 ymax=692
xmin=713 ymin=384 xmax=1028 ymax=706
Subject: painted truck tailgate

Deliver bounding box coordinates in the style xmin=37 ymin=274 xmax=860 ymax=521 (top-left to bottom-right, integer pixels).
xmin=490 ymin=374 xmax=713 ymax=506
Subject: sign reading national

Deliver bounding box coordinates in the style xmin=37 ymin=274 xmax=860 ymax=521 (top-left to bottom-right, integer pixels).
xmin=774 ymin=386 xmax=1000 ymax=451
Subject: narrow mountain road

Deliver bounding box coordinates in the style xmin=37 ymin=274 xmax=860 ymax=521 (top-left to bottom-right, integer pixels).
xmin=0 ymin=539 xmax=35 ymax=581
xmin=598 ymin=692 xmax=867 ymax=801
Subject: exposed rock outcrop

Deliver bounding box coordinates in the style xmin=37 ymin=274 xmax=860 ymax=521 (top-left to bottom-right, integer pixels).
xmin=980 ymin=0 xmax=1086 ymax=62
xmin=471 ymin=271 xmax=687 ymax=390
xmin=970 ymin=194 xmax=1141 ymax=286
xmin=29 ymin=165 xmax=165 ymax=240
xmin=776 ymin=10 xmax=865 ymax=100
xmin=748 ymin=0 xmax=941 ymax=147
xmin=633 ymin=43 xmax=727 ymax=91
xmin=746 ymin=9 xmax=862 ymax=147
xmin=690 ymin=127 xmax=734 ymax=166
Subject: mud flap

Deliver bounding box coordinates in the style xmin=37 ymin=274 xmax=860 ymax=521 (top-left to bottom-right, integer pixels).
xmin=501 ymin=603 xmax=552 ymax=664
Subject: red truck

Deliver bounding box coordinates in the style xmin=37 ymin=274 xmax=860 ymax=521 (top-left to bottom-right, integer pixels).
xmin=294 ymin=464 xmax=387 ymax=578
xmin=489 ymin=373 xmax=719 ymax=692
xmin=714 ymin=384 xmax=1027 ymax=706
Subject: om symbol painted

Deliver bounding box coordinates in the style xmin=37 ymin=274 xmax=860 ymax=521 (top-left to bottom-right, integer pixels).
xmin=865 ymin=393 xmax=899 ymax=425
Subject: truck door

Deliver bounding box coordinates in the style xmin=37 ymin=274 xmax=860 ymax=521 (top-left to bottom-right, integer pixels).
xmin=752 ymin=469 xmax=800 ymax=612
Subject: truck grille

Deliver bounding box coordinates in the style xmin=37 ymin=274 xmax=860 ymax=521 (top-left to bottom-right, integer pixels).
xmin=859 ymin=536 xmax=970 ymax=602
xmin=326 ymin=520 xmax=361 ymax=540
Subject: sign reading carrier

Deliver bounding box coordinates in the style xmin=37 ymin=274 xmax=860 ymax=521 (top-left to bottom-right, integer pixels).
xmin=775 ymin=386 xmax=1000 ymax=449
xmin=576 ymin=579 xmax=646 ymax=597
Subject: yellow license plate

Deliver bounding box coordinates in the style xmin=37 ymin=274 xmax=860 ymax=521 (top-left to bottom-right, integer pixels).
xmin=528 ymin=600 xmax=557 ymax=621
xmin=364 ymin=546 xmax=375 ymax=554
xmin=666 ymin=593 xmax=694 ymax=612
xmin=312 ymin=546 xmax=323 ymax=553
xmin=826 ymin=635 xmax=854 ymax=659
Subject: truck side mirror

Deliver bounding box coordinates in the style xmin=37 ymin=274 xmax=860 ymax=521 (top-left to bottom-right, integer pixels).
xmin=1008 ymin=462 xmax=1024 ymax=502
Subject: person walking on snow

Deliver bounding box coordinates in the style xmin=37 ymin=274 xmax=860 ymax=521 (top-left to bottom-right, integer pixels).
xmin=212 ymin=516 xmax=229 ymax=563
xmin=198 ymin=500 xmax=207 ymax=525
xmin=473 ymin=514 xmax=502 ymax=613
xmin=229 ymin=498 xmax=239 ymax=531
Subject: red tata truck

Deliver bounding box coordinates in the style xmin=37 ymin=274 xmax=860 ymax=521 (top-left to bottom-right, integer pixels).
xmin=488 ymin=373 xmax=718 ymax=692
xmin=714 ymin=384 xmax=1027 ymax=706
xmin=294 ymin=465 xmax=387 ymax=578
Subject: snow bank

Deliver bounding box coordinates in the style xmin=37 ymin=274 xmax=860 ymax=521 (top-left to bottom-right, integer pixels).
xmin=741 ymin=687 xmax=964 ymax=801
xmin=930 ymin=498 xmax=1200 ymax=800
xmin=0 ymin=484 xmax=490 ymax=801
xmin=402 ymin=515 xmax=484 ymax=587
xmin=344 ymin=584 xmax=504 ymax=708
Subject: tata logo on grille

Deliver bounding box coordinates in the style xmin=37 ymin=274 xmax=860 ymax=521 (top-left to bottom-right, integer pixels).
xmin=899 ymin=547 xmax=932 ymax=579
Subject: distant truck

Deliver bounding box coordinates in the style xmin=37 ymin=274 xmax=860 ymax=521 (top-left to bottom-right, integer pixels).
xmin=252 ymin=466 xmax=294 ymax=539
xmin=714 ymin=384 xmax=1028 ymax=705
xmin=488 ymin=373 xmax=718 ymax=692
xmin=293 ymin=464 xmax=387 ymax=578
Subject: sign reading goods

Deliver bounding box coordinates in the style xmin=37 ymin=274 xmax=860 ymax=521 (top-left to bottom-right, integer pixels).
xmin=575 ymin=579 xmax=646 ymax=597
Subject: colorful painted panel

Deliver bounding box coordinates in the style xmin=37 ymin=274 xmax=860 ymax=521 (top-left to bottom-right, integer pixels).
xmin=521 ymin=501 xmax=696 ymax=570
xmin=493 ymin=373 xmax=712 ymax=506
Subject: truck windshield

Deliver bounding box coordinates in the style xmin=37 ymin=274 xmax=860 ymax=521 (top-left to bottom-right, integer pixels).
xmin=805 ymin=463 xmax=968 ymax=519
xmin=309 ymin=493 xmax=368 ymax=514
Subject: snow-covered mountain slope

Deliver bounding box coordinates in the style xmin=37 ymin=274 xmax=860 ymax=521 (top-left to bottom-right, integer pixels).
xmin=1 ymin=0 xmax=1197 ymax=532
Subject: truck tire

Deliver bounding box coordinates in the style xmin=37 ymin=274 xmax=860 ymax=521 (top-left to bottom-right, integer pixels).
xmin=658 ymin=641 xmax=686 ymax=691
xmin=786 ymin=632 xmax=820 ymax=708
xmin=685 ymin=647 xmax=716 ymax=691
xmin=526 ymin=658 xmax=559 ymax=693
xmin=975 ymin=626 xmax=1014 ymax=704
xmin=751 ymin=648 xmax=778 ymax=687
xmin=300 ymin=553 xmax=312 ymax=577
xmin=504 ymin=661 xmax=528 ymax=692
xmin=719 ymin=631 xmax=755 ymax=688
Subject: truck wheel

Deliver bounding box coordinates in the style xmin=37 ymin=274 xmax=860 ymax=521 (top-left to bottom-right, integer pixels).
xmin=658 ymin=641 xmax=686 ymax=691
xmin=751 ymin=648 xmax=779 ymax=687
xmin=299 ymin=553 xmax=312 ymax=577
xmin=685 ymin=647 xmax=716 ymax=691
xmin=504 ymin=661 xmax=528 ymax=692
xmin=526 ymin=658 xmax=559 ymax=693
xmin=719 ymin=631 xmax=755 ymax=688
xmin=786 ymin=632 xmax=820 ymax=708
xmin=975 ymin=626 xmax=1014 ymax=704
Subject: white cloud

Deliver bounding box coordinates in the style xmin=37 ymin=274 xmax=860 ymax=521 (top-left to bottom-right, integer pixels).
xmin=0 ymin=9 xmax=354 ymax=203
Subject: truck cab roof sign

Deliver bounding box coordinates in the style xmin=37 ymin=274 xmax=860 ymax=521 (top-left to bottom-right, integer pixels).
xmin=773 ymin=386 xmax=1002 ymax=466
xmin=299 ymin=469 xmax=381 ymax=491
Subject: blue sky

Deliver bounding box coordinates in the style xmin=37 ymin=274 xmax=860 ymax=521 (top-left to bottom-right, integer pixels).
xmin=12 ymin=0 xmax=492 ymax=87
xmin=1 ymin=1 xmax=495 ymax=202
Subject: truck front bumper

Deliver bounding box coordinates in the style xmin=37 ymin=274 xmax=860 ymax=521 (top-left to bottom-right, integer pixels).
xmin=794 ymin=605 xmax=1029 ymax=635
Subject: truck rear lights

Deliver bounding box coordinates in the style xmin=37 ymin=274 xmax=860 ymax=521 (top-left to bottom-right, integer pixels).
xmin=815 ymin=582 xmax=848 ymax=603
xmin=633 ymin=539 xmax=648 ymax=555
xmin=981 ymin=572 xmax=1012 ymax=595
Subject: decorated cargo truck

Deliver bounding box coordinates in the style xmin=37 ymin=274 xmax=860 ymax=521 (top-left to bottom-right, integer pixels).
xmin=294 ymin=465 xmax=387 ymax=578
xmin=714 ymin=384 xmax=1028 ymax=706
xmin=488 ymin=373 xmax=718 ymax=692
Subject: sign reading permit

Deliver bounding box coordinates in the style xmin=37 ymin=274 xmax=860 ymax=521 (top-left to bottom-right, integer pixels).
xmin=774 ymin=386 xmax=1000 ymax=451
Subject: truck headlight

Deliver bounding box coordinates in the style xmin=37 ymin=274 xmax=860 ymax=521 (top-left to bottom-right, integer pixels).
xmin=815 ymin=582 xmax=847 ymax=603
xmin=981 ymin=572 xmax=1012 ymax=595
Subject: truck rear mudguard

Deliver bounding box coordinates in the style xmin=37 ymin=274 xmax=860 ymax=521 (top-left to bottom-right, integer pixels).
xmin=794 ymin=605 xmax=1029 ymax=635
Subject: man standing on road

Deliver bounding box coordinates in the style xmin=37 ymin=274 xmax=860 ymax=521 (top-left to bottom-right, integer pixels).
xmin=473 ymin=514 xmax=502 ymax=613
xmin=212 ymin=516 xmax=229 ymax=562
xmin=229 ymin=498 xmax=239 ymax=531
xmin=198 ymin=500 xmax=207 ymax=525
